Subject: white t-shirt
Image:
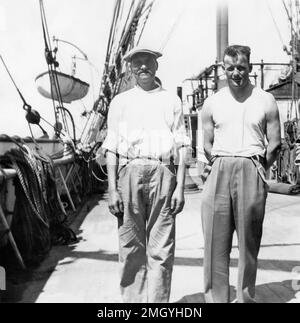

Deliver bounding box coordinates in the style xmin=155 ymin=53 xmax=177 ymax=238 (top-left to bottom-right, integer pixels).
xmin=102 ymin=85 xmax=190 ymax=160
xmin=204 ymin=87 xmax=276 ymax=157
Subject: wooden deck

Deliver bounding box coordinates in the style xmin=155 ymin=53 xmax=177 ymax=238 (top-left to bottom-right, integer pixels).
xmin=4 ymin=174 xmax=300 ymax=303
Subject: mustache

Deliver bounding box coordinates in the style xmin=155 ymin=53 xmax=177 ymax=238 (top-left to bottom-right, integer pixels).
xmin=134 ymin=68 xmax=153 ymax=76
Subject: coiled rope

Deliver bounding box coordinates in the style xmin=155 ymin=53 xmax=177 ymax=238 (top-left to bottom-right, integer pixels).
xmin=0 ymin=140 xmax=77 ymax=266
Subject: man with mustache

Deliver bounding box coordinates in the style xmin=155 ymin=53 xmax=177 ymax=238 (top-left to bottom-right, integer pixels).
xmin=201 ymin=45 xmax=281 ymax=302
xmin=102 ymin=46 xmax=190 ymax=303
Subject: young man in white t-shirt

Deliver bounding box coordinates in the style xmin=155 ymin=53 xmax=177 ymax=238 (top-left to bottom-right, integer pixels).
xmin=201 ymin=45 xmax=281 ymax=303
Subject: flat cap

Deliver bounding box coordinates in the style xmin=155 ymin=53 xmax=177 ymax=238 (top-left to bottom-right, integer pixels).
xmin=123 ymin=46 xmax=162 ymax=62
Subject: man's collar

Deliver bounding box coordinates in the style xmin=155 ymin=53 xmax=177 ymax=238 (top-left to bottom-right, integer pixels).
xmin=135 ymin=84 xmax=162 ymax=93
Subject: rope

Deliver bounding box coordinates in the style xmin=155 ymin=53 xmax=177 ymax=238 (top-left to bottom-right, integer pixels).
xmin=0 ymin=53 xmax=68 ymax=144
xmin=39 ymin=0 xmax=52 ymax=52
xmin=0 ymin=54 xmax=31 ymax=110
xmin=103 ymin=0 xmax=122 ymax=92
xmin=136 ymin=1 xmax=154 ymax=45
xmin=0 ymin=143 xmax=78 ymax=265
xmin=159 ymin=7 xmax=184 ymax=52
xmin=266 ymin=0 xmax=286 ymax=48
xmin=1 ymin=17 xmax=68 ymax=145
xmin=28 ymin=123 xmax=41 ymax=148
xmin=59 ymin=106 xmax=76 ymax=142
xmin=39 ymin=0 xmax=76 ymax=142
xmin=296 ymin=0 xmax=300 ymax=35
xmin=118 ymin=0 xmax=135 ymax=51
xmin=81 ymin=141 xmax=107 ymax=182
xmin=10 ymin=155 xmax=49 ymax=228
xmin=82 ymin=0 xmax=152 ymax=148
xmin=282 ymin=0 xmax=297 ymax=35
xmin=40 ymin=0 xmax=61 ymax=130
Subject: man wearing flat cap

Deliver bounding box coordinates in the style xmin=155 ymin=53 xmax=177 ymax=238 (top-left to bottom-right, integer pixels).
xmin=102 ymin=46 xmax=190 ymax=303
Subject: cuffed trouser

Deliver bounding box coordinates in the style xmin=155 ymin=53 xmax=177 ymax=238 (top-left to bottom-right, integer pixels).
xmin=117 ymin=158 xmax=177 ymax=303
xmin=201 ymin=157 xmax=268 ymax=303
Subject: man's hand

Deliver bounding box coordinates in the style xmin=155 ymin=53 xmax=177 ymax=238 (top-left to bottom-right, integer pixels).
xmin=170 ymin=187 xmax=185 ymax=216
xmin=108 ymin=189 xmax=124 ymax=218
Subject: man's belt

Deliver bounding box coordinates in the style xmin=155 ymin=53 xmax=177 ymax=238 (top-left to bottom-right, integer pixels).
xmin=123 ymin=155 xmax=175 ymax=163
xmin=201 ymin=155 xmax=267 ymax=184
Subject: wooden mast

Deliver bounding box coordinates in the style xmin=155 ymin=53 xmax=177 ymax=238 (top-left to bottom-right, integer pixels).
xmin=216 ymin=1 xmax=228 ymax=62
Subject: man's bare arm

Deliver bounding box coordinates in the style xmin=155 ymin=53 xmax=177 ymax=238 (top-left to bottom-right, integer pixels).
xmin=201 ymin=100 xmax=215 ymax=163
xmin=170 ymin=146 xmax=186 ymax=216
xmin=106 ymin=151 xmax=118 ymax=190
xmin=106 ymin=151 xmax=124 ymax=216
xmin=176 ymin=146 xmax=187 ymax=189
xmin=265 ymin=95 xmax=281 ymax=170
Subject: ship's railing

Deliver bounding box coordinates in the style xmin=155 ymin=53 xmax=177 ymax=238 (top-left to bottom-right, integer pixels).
xmin=0 ymin=169 xmax=26 ymax=269
xmin=53 ymin=154 xmax=82 ymax=213
xmin=183 ymin=61 xmax=292 ymax=112
xmin=0 ymin=135 xmax=63 ymax=156
xmin=0 ymin=149 xmax=82 ymax=269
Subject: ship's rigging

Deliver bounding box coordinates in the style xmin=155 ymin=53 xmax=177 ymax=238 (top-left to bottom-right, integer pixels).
xmin=78 ymin=0 xmax=155 ymax=181
xmin=0 ymin=0 xmax=299 ymax=297
xmin=79 ymin=0 xmax=155 ymax=151
xmin=0 ymin=0 xmax=156 ymax=270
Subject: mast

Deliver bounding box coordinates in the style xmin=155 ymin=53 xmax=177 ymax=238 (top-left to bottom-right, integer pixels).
xmin=216 ymin=0 xmax=228 ymax=62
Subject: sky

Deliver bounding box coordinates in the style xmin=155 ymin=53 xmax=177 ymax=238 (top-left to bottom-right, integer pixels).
xmin=0 ymin=0 xmax=292 ymax=137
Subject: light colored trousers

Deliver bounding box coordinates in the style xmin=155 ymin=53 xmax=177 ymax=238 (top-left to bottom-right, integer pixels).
xmin=201 ymin=156 xmax=268 ymax=303
xmin=117 ymin=158 xmax=177 ymax=303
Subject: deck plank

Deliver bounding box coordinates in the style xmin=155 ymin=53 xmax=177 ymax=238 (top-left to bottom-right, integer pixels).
xmin=15 ymin=182 xmax=300 ymax=303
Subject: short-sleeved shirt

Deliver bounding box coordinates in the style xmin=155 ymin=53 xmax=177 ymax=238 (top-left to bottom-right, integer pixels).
xmin=102 ymin=85 xmax=190 ymax=161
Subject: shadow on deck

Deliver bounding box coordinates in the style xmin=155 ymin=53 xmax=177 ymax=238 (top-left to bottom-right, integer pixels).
xmin=1 ymin=245 xmax=299 ymax=303
xmin=1 ymin=190 xmax=300 ymax=303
